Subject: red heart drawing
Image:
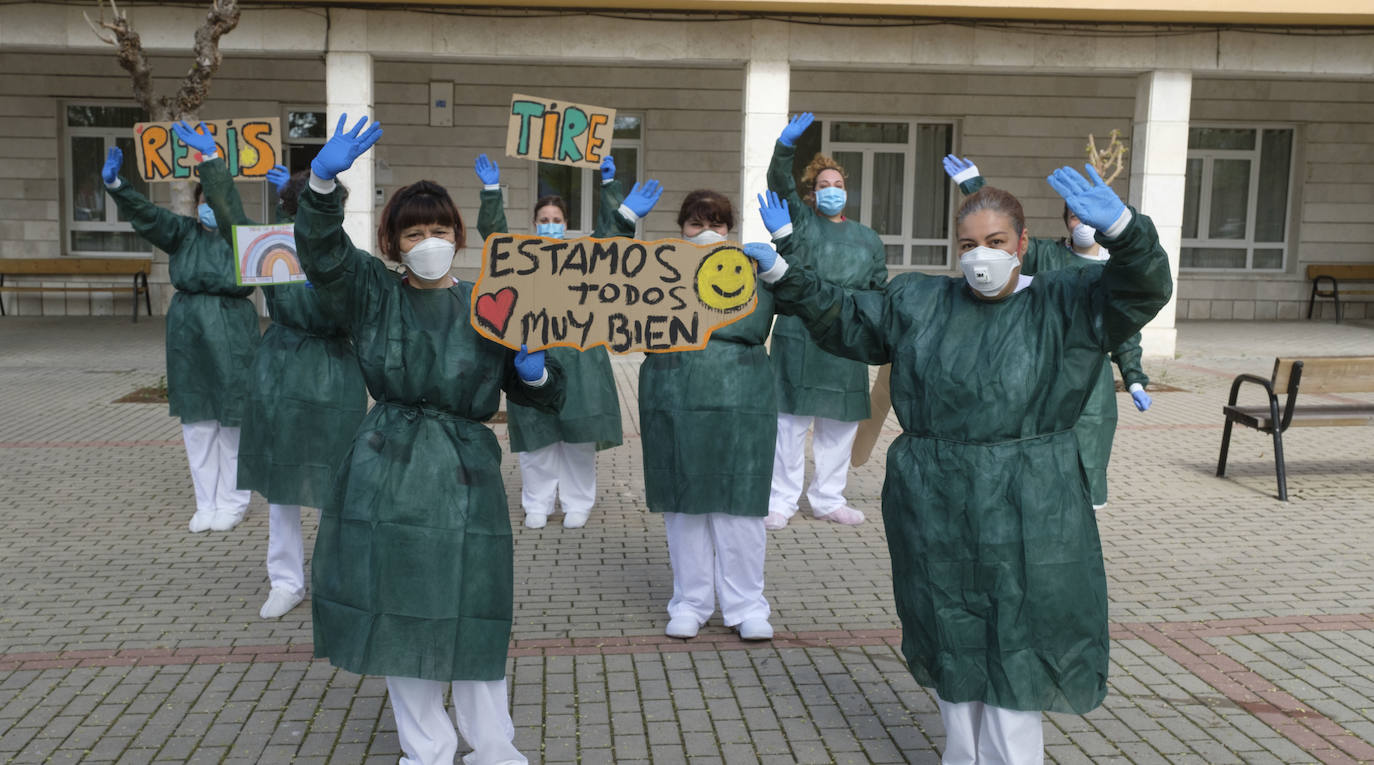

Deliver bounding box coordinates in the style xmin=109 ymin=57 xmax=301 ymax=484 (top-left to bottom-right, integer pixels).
xmin=475 ymin=287 xmax=518 ymax=338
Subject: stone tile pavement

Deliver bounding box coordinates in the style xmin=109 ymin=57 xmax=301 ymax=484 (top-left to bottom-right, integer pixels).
xmin=2 ymin=316 xmax=1373 ymax=764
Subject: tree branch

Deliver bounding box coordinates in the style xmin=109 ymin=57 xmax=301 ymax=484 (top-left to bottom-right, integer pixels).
xmin=85 ymin=0 xmax=171 ymax=119
xmin=171 ymin=0 xmax=241 ymax=118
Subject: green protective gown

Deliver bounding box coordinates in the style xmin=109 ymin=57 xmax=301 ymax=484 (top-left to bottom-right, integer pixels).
xmin=960 ymin=175 xmax=1150 ymax=505
xmin=640 ymin=281 xmax=777 ymax=517
xmin=772 ymin=210 xmax=1172 ymax=713
xmin=476 ymin=182 xmax=625 ymax=453
xmin=767 ymin=141 xmax=888 ymax=421
xmin=294 ymin=183 xmax=566 ymax=682
xmin=199 ymin=158 xmax=368 ymax=508
xmin=106 ymin=178 xmax=258 ymax=427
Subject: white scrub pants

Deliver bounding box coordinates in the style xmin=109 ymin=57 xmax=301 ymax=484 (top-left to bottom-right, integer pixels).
xmin=517 ymin=441 xmax=596 ymax=517
xmin=936 ymin=695 xmax=1044 ymax=765
xmin=181 ymin=420 xmax=250 ymax=516
xmin=385 ymin=676 xmax=527 ymax=765
xmin=663 ymin=512 xmax=769 ymax=627
xmin=769 ymin=413 xmax=859 ymax=519
xmin=267 ymin=503 xmax=305 ymax=595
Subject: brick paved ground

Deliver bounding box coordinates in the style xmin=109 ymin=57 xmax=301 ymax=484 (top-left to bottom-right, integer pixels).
xmin=2 ymin=316 xmax=1373 ymax=764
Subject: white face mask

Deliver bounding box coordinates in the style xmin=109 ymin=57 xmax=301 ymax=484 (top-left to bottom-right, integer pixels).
xmin=685 ymin=229 xmax=727 ymax=246
xmin=403 ymin=237 xmax=456 ymax=281
xmin=1071 ymin=222 xmax=1097 ymax=249
xmin=959 ymin=246 xmax=1020 ymax=297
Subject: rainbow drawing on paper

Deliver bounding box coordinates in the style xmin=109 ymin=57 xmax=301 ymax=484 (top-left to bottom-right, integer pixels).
xmin=232 ymin=224 xmax=306 ymax=286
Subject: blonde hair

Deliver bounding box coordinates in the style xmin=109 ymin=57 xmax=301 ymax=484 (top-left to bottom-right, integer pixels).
xmin=799 ymin=153 xmax=848 ymax=207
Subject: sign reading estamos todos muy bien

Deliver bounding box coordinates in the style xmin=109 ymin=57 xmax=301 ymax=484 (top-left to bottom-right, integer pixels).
xmin=133 ymin=118 xmax=282 ymax=182
xmin=471 ymin=234 xmax=759 ymax=355
xmin=505 ymin=93 xmax=614 ymax=170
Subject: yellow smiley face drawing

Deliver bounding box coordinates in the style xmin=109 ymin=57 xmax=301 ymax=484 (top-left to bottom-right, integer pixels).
xmin=694 ymin=245 xmax=756 ymax=313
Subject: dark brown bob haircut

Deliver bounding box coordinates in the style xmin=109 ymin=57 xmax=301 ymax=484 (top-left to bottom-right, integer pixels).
xmin=377 ymin=180 xmax=465 ymax=263
xmin=676 ymin=190 xmax=736 ymax=232
xmin=533 ymin=195 xmax=570 ymax=222
xmin=956 ymin=186 xmax=1026 ymax=237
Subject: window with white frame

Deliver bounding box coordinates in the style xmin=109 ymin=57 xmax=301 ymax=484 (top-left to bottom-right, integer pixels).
xmin=65 ymin=104 xmax=152 ymax=256
xmin=1181 ymin=126 xmax=1294 ymax=271
xmin=284 ymin=109 xmax=328 ymax=175
xmin=791 ymin=117 xmax=955 ymax=268
xmin=534 ymin=114 xmax=643 ymax=236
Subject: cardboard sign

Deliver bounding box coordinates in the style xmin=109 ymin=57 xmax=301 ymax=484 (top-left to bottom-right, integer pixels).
xmin=232 ymin=223 xmax=306 ymax=286
xmin=472 ymin=234 xmax=758 ymax=354
xmin=133 ymin=117 xmax=282 ymax=182
xmin=505 ymin=94 xmax=614 ymax=170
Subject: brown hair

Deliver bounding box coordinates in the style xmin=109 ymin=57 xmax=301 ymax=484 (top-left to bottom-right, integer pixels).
xmin=532 ymin=195 xmax=569 ymax=223
xmin=956 ymin=186 xmax=1026 ymax=238
xmin=376 ymin=180 xmax=465 ymax=263
xmin=279 ymin=170 xmax=347 ymax=218
xmin=799 ymin=153 xmax=848 ymax=206
xmin=676 ymin=190 xmax=736 ymax=232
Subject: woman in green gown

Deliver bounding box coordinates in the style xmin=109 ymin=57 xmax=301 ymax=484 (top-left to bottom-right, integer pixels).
xmin=100 ymin=147 xmax=258 ymax=535
xmin=174 ymin=121 xmax=369 ymax=621
xmin=294 ymin=115 xmax=563 ymax=765
xmin=747 ymin=166 xmax=1172 ymax=762
xmin=471 ymin=153 xmax=627 ymax=530
xmin=765 ymin=112 xmax=887 ymax=529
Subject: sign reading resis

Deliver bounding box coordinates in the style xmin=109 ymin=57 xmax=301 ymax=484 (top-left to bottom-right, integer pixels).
xmin=133 ymin=118 xmax=282 ymax=182
xmin=505 ymin=94 xmax=614 ymax=170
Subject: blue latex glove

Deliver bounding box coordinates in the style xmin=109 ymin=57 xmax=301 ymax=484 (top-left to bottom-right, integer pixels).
xmin=1131 ymin=388 xmax=1152 ymax=412
xmin=514 ymin=344 xmax=545 ymax=383
xmin=757 ymin=190 xmax=791 ymax=235
xmin=474 ymin=153 xmax=500 ymax=186
xmin=742 ymin=242 xmax=778 ymax=271
xmin=101 ymin=147 xmax=123 ymax=186
xmin=1047 ymin=164 xmax=1127 ymax=232
xmin=600 ymin=155 xmax=616 ymax=183
xmin=172 ymin=120 xmax=218 ymax=157
xmin=942 ymin=154 xmax=978 ymax=179
xmin=265 ymin=164 xmax=290 ymax=193
xmin=778 ymin=112 xmax=814 ymax=148
xmin=311 ymin=114 xmax=383 ymax=182
xmin=623 ymin=180 xmax=664 ymax=218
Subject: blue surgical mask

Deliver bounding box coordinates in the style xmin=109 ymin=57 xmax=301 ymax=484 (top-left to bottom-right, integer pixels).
xmin=536 ymin=222 xmax=566 ymax=239
xmin=815 ymin=187 xmax=847 ymax=217
xmin=197 ymin=203 xmax=217 ymax=230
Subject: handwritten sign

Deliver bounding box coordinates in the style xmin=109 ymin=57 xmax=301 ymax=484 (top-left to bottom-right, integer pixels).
xmin=472 ymin=234 xmax=758 ymax=354
xmin=505 ymin=94 xmax=614 ymax=170
xmin=232 ymin=223 xmax=306 ymax=286
xmin=133 ymin=117 xmax=282 ymax=182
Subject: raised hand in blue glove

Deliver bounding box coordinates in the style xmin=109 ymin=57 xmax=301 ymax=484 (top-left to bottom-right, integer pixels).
xmin=172 ymin=120 xmax=219 ymax=158
xmin=474 ymin=153 xmax=500 ymax=186
xmin=623 ymin=180 xmax=664 ymax=218
xmin=1047 ymin=164 xmax=1128 ymax=233
xmin=778 ymin=112 xmax=815 ymax=148
xmin=1131 ymin=387 xmax=1152 ymax=412
xmin=311 ymin=114 xmax=383 ymax=182
xmin=265 ymin=164 xmax=290 ymax=193
xmin=757 ymin=190 xmax=791 ymax=235
xmin=941 ymin=154 xmax=978 ymax=179
xmin=514 ymin=344 xmax=545 ymax=383
xmin=101 ymin=147 xmax=123 ymax=186
xmin=742 ymin=242 xmax=778 ymax=272
xmin=600 ymin=155 xmax=616 ymax=183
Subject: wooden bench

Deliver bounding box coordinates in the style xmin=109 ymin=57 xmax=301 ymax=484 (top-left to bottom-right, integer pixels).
xmin=0 ymin=257 xmax=152 ymax=322
xmin=1216 ymin=356 xmax=1374 ymax=500
xmin=1307 ymin=264 xmax=1374 ymax=322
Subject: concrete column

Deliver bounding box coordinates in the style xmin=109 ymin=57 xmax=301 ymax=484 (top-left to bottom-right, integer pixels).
xmin=1127 ymin=69 xmax=1191 ymax=359
xmin=325 ymin=9 xmax=374 ymax=251
xmin=739 ymin=21 xmax=790 ymax=245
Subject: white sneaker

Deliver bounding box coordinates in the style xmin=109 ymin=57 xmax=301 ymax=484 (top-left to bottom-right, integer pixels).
xmin=563 ymin=511 xmax=589 ymax=529
xmin=764 ymin=512 xmax=789 ymax=530
xmin=259 ymin=587 xmax=304 ymax=619
xmin=665 ymin=616 xmax=700 ymax=639
xmin=188 ymin=509 xmax=214 ymax=533
xmin=524 ymin=513 xmax=548 ymax=529
xmin=736 ymin=618 xmax=774 ymax=641
xmin=210 ymin=508 xmax=246 ymax=531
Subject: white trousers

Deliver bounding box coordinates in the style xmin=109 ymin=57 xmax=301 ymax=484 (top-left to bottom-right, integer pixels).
xmin=267 ymin=503 xmax=305 ymax=595
xmin=663 ymin=512 xmax=769 ymax=627
xmin=937 ymin=695 xmax=1045 ymax=765
xmin=181 ymin=420 xmax=251 ymax=515
xmin=517 ymin=441 xmax=596 ymax=516
xmin=769 ymin=413 xmax=859 ymax=518
xmin=385 ymin=676 xmax=527 ymax=765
